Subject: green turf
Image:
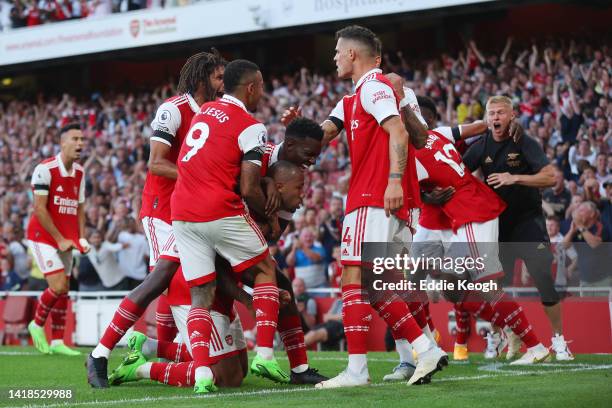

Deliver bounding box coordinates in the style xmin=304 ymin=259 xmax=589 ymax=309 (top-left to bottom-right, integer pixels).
xmin=0 ymin=347 xmax=611 ymax=407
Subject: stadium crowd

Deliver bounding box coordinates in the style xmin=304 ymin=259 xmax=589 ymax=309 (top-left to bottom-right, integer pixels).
xmin=0 ymin=36 xmax=610 ymax=293
xmin=0 ymin=0 xmax=209 ymax=30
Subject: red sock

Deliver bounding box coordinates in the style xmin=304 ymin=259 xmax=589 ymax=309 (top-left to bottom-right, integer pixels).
xmin=99 ymin=298 xmax=145 ymax=350
xmin=150 ymin=361 xmax=195 ymax=387
xmin=157 ymin=340 xmax=192 ymax=362
xmin=34 ymin=288 xmax=60 ymax=326
xmin=186 ymin=308 xmax=212 ymax=369
xmin=342 ymin=284 xmax=371 ymax=354
xmin=278 ymin=314 xmax=307 ymax=370
xmin=491 ymin=298 xmax=539 ymax=348
xmin=454 ymin=303 xmax=471 ymax=345
xmin=373 ymin=294 xmax=422 ymax=343
xmin=253 ymin=283 xmax=279 ymax=348
xmin=406 ymin=302 xmax=427 ymax=329
xmin=424 ymin=302 xmax=436 ymax=332
xmin=50 ymin=294 xmax=68 ymax=340
xmin=156 ymin=295 xmax=178 ymax=342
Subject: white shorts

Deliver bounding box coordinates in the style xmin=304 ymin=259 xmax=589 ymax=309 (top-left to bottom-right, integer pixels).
xmin=173 ymin=214 xmax=269 ymax=286
xmin=27 ymin=240 xmax=72 ymax=276
xmin=171 ymin=305 xmax=246 ymax=364
xmin=142 ymin=217 xmax=180 ymax=268
xmin=412 ymin=218 xmax=503 ymax=282
xmin=341 ymin=207 xmax=413 ymax=266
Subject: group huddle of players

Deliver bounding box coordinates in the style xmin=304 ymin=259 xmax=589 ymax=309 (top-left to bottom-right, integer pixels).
xmin=23 ymin=24 xmax=574 ymax=394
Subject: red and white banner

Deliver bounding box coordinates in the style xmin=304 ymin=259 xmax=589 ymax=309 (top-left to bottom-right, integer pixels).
xmin=0 ymin=0 xmax=493 ymax=66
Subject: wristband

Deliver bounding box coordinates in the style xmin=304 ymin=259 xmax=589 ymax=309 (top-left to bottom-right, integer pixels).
xmin=389 ymin=173 xmax=403 ymax=179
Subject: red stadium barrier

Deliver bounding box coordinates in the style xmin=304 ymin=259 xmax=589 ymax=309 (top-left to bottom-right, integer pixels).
xmin=1 ymin=297 xmax=609 ymax=352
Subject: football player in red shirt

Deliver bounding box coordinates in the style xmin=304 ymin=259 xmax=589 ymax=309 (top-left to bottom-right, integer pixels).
xmin=284 ymin=26 xmax=447 ymax=389
xmin=407 ymin=96 xmax=549 ymax=365
xmin=87 ymin=51 xmax=226 ymax=388
xmin=106 ymin=161 xmax=311 ymax=389
xmin=171 ymin=59 xmax=287 ymax=393
xmin=27 ymin=123 xmax=88 ymax=357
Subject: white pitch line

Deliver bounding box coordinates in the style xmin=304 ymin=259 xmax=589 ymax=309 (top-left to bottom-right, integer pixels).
xmin=5 ymin=363 xmax=612 ymax=408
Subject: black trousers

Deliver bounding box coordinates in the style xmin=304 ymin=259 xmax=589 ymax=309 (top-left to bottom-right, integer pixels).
xmin=499 ymin=215 xmax=560 ymax=306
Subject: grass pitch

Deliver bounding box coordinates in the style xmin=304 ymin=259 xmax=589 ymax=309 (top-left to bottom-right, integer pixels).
xmin=0 ymin=347 xmax=611 ymax=407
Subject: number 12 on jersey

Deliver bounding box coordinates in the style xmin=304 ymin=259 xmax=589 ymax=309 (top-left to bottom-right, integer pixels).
xmin=182 ymin=122 xmax=210 ymax=162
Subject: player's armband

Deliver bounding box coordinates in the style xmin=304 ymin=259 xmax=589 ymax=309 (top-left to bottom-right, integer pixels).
xmin=452 ymin=126 xmax=462 ymax=142
xmin=243 ymin=148 xmax=264 ymax=166
xmin=151 ymin=130 xmax=174 ymax=146
xmin=327 ymin=116 xmax=344 ymax=132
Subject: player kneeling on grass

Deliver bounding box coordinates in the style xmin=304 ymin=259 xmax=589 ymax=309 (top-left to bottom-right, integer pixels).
xmin=109 ymin=161 xmax=318 ymax=388
xmin=108 ymin=268 xmax=250 ymax=388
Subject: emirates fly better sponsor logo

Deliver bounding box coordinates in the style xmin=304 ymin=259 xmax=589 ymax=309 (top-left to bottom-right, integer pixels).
xmin=54 ymin=196 xmax=78 ymax=215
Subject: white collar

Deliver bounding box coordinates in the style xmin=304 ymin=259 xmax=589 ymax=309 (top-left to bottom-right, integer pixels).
xmin=185 ymin=93 xmax=200 ymax=113
xmin=355 ymin=68 xmax=382 ymax=89
xmin=221 ymin=94 xmax=247 ymax=112
xmin=271 ymin=142 xmax=282 ymax=165
xmin=56 ymin=153 xmax=75 ymax=177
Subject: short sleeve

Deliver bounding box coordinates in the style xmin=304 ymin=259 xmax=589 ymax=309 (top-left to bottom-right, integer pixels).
xmin=306 ymin=298 xmax=318 ymax=316
xmin=521 ymin=135 xmax=549 ymax=173
xmin=78 ymin=173 xmax=86 ymax=203
xmin=327 ymin=99 xmax=345 ymax=131
xmin=31 ymin=164 xmax=51 ymax=195
xmin=402 ymin=87 xmax=428 ymax=128
xmin=432 ymin=126 xmax=456 ymax=143
xmin=150 ymin=102 xmax=182 ymax=146
xmin=462 ymin=137 xmax=485 ymax=172
xmin=238 ymin=123 xmax=267 ymax=166
xmin=360 ymin=80 xmax=400 ymax=125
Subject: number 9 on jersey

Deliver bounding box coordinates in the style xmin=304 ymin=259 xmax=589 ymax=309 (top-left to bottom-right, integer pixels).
xmin=182 ymin=122 xmax=210 ymax=162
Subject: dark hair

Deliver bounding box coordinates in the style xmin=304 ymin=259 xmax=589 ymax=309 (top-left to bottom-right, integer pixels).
xmin=59 ymin=123 xmax=81 ymax=138
xmin=417 ymin=96 xmax=439 ymax=119
xmin=335 ymin=25 xmax=382 ymax=57
xmin=285 ymin=117 xmax=323 ymax=142
xmin=546 ymin=215 xmax=560 ymax=223
xmin=177 ymin=49 xmax=226 ymax=101
xmin=223 ymin=59 xmax=260 ymax=94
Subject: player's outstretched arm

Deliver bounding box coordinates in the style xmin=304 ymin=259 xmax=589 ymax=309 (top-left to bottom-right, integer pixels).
xmin=320 ymin=120 xmax=341 ymax=147
xmin=382 ymin=115 xmax=409 ymax=217
xmin=33 ymin=194 xmax=74 ymax=252
xmin=148 ymin=141 xmax=178 ymax=179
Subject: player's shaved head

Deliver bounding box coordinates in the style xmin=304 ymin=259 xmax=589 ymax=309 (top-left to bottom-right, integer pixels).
xmin=335 ymin=25 xmax=382 ymax=58
xmin=269 ymin=160 xmax=302 ymax=184
xmin=223 ymin=59 xmax=260 ymax=94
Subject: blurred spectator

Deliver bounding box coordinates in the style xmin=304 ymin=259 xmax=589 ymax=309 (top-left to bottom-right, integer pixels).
xmin=286 ymin=228 xmax=327 ymax=291
xmin=2 ymin=222 xmax=31 ymax=283
xmin=543 ymin=167 xmax=572 ymax=219
xmin=107 ymin=216 xmax=148 ymax=288
xmin=327 ymin=246 xmax=342 ymax=289
xmin=292 ymin=277 xmax=317 ymax=331
xmin=83 ymin=230 xmax=130 ymax=290
xmin=304 ymin=297 xmax=344 ymax=350
xmin=319 ymin=195 xmax=343 ymax=263
xmin=563 ymin=201 xmax=611 ymax=286
xmin=546 ymin=216 xmax=577 ymax=288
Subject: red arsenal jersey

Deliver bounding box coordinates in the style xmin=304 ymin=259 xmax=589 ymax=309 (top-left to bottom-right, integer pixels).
xmin=26 ymin=154 xmax=85 ymax=250
xmin=415 ymin=128 xmax=506 ymax=231
xmin=140 ymin=93 xmax=200 ymax=224
xmin=171 ymin=95 xmax=267 ymax=222
xmin=329 ymin=69 xmax=421 ymax=220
